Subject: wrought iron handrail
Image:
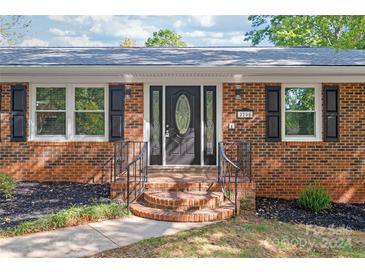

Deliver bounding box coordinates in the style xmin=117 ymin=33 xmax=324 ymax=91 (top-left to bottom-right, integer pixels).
xmin=218 ymin=141 xmax=251 ymax=215
xmin=113 ymin=141 xmax=148 ymax=207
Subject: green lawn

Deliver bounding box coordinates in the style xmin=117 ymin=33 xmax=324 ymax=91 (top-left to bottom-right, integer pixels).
xmin=0 ymin=203 xmax=129 ymax=238
xmin=93 ymin=215 xmax=365 ymax=258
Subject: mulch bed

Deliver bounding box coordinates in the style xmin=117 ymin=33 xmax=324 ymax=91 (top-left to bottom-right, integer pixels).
xmin=0 ymin=182 xmax=110 ymax=229
xmin=256 ymin=197 xmax=365 ymax=231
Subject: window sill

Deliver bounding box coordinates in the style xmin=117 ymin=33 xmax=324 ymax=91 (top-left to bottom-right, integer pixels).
xmin=282 ymin=137 xmax=323 ymax=143
xmin=29 ymin=136 xmax=108 ymax=142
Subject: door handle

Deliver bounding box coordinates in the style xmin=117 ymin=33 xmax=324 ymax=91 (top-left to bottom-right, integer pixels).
xmin=165 ymin=124 xmax=170 ymax=137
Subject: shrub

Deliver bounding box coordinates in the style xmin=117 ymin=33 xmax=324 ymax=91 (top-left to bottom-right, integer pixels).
xmin=239 ymin=197 xmax=249 ymax=211
xmin=298 ymin=184 xmax=331 ymax=212
xmin=0 ymin=173 xmax=16 ymax=199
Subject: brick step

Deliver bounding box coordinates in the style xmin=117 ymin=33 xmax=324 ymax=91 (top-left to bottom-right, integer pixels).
xmin=145 ymin=182 xmax=220 ymax=191
xmin=148 ymin=167 xmax=217 ymax=179
xmin=130 ymin=200 xmax=236 ymax=222
xmin=143 ymin=191 xmax=224 ymax=211
xmin=148 ymin=172 xmax=217 ymax=181
xmin=148 ymin=166 xmax=217 ymax=173
xmin=147 ymin=175 xmax=217 ymax=180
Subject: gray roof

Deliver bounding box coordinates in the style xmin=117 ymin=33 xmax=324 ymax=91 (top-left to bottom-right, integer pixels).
xmin=1 ymin=47 xmax=365 ymax=67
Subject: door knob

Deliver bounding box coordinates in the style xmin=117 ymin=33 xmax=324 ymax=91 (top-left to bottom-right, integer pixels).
xmin=165 ymin=129 xmax=170 ymax=138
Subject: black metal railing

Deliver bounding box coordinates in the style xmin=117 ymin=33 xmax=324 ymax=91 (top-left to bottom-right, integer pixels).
xmin=218 ymin=141 xmax=251 ymax=215
xmin=113 ymin=141 xmax=148 ymax=207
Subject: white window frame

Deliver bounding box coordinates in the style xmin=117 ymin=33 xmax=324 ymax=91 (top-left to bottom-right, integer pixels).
xmin=281 ymin=84 xmax=322 ymax=142
xmin=71 ymin=84 xmax=108 ymax=141
xmin=30 ymin=84 xmax=109 ymax=141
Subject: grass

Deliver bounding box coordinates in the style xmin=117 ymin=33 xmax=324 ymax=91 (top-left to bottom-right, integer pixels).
xmin=93 ymin=215 xmax=365 ymax=258
xmin=0 ymin=203 xmax=129 ymax=238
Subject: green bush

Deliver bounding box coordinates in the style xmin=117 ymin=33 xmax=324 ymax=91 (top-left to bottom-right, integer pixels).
xmin=298 ymin=184 xmax=331 ymax=212
xmin=239 ymin=197 xmax=249 ymax=211
xmin=0 ymin=173 xmax=16 ymax=199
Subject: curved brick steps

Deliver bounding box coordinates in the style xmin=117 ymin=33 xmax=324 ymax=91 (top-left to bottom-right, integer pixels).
xmin=130 ymin=200 xmax=235 ymax=222
xmin=143 ymin=191 xmax=224 ymax=211
xmin=124 ymin=168 xmax=240 ymax=222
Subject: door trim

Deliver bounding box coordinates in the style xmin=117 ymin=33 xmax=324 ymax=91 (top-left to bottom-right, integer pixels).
xmin=144 ymin=83 xmax=222 ymax=166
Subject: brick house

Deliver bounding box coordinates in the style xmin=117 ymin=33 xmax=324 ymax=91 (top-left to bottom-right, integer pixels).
xmin=1 ymin=47 xmax=364 ymax=221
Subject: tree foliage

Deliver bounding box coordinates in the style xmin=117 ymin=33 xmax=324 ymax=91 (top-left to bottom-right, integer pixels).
xmin=120 ymin=37 xmax=136 ymax=47
xmin=145 ymin=29 xmax=187 ymax=47
xmin=284 ymin=88 xmax=315 ymax=136
xmin=0 ymin=16 xmax=31 ymax=46
xmin=245 ymin=16 xmax=365 ymax=49
xmin=75 ymin=88 xmax=105 ymax=135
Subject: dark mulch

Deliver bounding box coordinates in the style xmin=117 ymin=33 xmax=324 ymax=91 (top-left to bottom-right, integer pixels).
xmin=256 ymin=197 xmax=365 ymax=231
xmin=0 ymin=182 xmax=111 ymax=229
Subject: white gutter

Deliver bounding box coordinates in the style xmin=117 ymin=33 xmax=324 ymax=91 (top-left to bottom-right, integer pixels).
xmin=1 ymin=65 xmax=365 ymax=84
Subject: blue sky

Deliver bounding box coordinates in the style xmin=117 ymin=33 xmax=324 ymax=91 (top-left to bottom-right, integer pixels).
xmin=18 ymin=15 xmax=256 ymax=47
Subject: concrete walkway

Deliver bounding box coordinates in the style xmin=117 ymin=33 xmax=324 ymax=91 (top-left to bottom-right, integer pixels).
xmin=0 ymin=216 xmax=210 ymax=258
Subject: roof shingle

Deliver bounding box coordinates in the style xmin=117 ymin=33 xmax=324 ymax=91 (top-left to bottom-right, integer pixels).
xmin=1 ymin=47 xmax=365 ymax=66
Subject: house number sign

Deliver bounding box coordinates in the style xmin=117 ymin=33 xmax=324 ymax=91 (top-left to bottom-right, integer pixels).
xmin=237 ymin=109 xmax=253 ymax=118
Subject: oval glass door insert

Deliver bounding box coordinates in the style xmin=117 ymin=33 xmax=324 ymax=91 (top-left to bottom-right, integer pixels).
xmin=175 ymin=94 xmax=191 ymax=134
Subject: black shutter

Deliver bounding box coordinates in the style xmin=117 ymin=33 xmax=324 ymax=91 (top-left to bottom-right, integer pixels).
xmin=11 ymin=85 xmax=26 ymax=141
xmin=266 ymin=86 xmax=281 ymax=141
xmin=109 ymin=85 xmax=125 ymax=141
xmin=324 ymin=86 xmax=339 ymax=141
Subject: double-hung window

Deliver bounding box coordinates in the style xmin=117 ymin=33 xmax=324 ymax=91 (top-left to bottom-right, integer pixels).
xmin=282 ymin=84 xmax=322 ymax=141
xmin=31 ymin=84 xmax=108 ymax=141
xmin=35 ymin=87 xmax=66 ymax=136
xmin=74 ymin=87 xmax=105 ymax=136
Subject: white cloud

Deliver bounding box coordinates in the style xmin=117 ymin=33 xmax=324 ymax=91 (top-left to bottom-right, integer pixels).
xmin=192 ymin=16 xmax=216 ymax=27
xmin=53 ymin=34 xmax=109 ymax=47
xmin=173 ymin=20 xmax=183 ymax=29
xmin=49 ymin=28 xmax=76 ymax=36
xmin=88 ymin=17 xmax=157 ymax=40
xmin=47 ymin=15 xmax=72 ymax=23
xmin=20 ymin=38 xmax=49 ymax=46
xmin=48 ymin=15 xmax=157 ymax=45
xmin=184 ymin=31 xmax=245 ymax=46
xmin=45 ymin=15 xmax=250 ymax=47
xmin=184 ymin=31 xmax=224 ymax=39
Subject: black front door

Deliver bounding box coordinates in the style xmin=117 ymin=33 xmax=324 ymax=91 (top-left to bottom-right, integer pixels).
xmin=165 ymin=86 xmax=201 ymax=165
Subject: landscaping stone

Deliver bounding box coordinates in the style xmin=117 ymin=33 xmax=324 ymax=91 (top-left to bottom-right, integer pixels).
xmin=0 ymin=182 xmax=110 ymax=229
xmin=256 ymin=197 xmax=365 ymax=231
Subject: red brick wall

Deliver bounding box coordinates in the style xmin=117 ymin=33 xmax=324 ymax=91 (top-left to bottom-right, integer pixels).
xmin=223 ymin=83 xmax=365 ymax=203
xmin=0 ymin=83 xmax=144 ymax=183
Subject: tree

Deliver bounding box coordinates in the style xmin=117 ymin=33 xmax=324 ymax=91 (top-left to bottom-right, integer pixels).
xmin=245 ymin=16 xmax=365 ymax=49
xmin=120 ymin=37 xmax=136 ymax=47
xmin=145 ymin=29 xmax=187 ymax=47
xmin=0 ymin=16 xmax=31 ymax=46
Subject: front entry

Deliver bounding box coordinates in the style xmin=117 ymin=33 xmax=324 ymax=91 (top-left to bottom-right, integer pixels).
xmin=165 ymin=86 xmax=201 ymax=165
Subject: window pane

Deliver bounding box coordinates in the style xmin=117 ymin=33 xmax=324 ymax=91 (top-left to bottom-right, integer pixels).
xmin=75 ymin=112 xmax=105 ymax=135
xmin=285 ymin=112 xmax=315 ymax=136
xmin=36 ymin=87 xmax=66 ymax=110
xmin=175 ymin=94 xmax=191 ymax=135
xmin=151 ymin=90 xmax=161 ymax=156
xmin=285 ymin=88 xmax=315 ymax=111
xmin=75 ymin=87 xmax=104 ymax=110
xmin=36 ymin=112 xmax=66 ymax=135
xmin=206 ymin=90 xmax=215 ymax=155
